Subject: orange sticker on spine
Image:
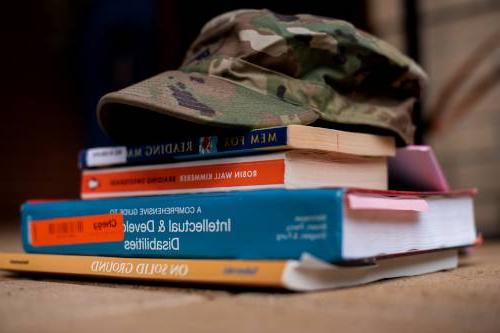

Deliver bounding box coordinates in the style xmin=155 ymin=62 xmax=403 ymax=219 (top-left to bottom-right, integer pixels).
xmin=30 ymin=213 xmax=124 ymax=246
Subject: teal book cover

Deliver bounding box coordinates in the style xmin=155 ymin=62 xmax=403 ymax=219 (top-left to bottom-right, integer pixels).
xmin=21 ymin=189 xmax=345 ymax=262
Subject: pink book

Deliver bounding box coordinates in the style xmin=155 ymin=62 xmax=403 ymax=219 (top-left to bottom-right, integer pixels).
xmin=388 ymin=145 xmax=450 ymax=192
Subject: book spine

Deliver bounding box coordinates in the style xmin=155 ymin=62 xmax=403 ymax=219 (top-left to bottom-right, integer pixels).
xmin=80 ymin=127 xmax=288 ymax=168
xmin=21 ymin=189 xmax=345 ymax=262
xmin=80 ymin=156 xmax=286 ymax=199
xmin=0 ymin=253 xmax=287 ymax=288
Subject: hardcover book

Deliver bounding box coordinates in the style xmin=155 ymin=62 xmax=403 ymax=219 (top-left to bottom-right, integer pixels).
xmin=0 ymin=250 xmax=458 ymax=291
xmin=80 ymin=125 xmax=395 ymax=168
xmin=22 ymin=188 xmax=477 ymax=262
xmin=81 ymin=151 xmax=387 ymax=199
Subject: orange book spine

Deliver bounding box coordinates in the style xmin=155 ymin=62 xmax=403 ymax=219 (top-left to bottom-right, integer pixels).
xmin=81 ymin=158 xmax=285 ymax=198
xmin=0 ymin=253 xmax=286 ymax=288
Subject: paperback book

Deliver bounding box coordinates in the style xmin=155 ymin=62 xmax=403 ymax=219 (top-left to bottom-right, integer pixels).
xmin=81 ymin=151 xmax=387 ymax=199
xmin=0 ymin=250 xmax=458 ymax=291
xmin=80 ymin=125 xmax=395 ymax=168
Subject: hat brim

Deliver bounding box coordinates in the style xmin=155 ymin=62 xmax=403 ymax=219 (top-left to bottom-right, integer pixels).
xmin=98 ymin=70 xmax=319 ymax=143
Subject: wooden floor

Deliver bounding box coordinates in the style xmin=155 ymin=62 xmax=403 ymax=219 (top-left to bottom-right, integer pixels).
xmin=0 ymin=227 xmax=499 ymax=333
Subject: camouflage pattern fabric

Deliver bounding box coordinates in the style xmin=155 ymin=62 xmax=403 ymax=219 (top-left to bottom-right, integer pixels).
xmin=98 ymin=9 xmax=427 ymax=144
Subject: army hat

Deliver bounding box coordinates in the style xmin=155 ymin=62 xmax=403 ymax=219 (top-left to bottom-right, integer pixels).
xmin=97 ymin=9 xmax=427 ymax=144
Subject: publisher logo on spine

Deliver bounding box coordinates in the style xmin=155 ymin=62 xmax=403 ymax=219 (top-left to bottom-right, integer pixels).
xmin=87 ymin=178 xmax=100 ymax=190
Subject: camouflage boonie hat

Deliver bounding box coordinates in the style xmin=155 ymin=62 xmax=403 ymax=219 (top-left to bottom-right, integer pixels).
xmin=98 ymin=9 xmax=427 ymax=144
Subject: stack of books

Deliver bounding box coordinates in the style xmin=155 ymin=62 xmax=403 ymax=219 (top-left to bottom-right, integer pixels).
xmin=0 ymin=125 xmax=477 ymax=291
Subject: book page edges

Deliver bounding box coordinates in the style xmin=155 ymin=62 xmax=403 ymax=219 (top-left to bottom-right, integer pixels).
xmin=281 ymin=250 xmax=458 ymax=291
xmin=287 ymin=125 xmax=396 ymax=157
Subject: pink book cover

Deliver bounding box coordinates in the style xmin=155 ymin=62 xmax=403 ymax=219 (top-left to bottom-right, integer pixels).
xmin=388 ymin=145 xmax=450 ymax=192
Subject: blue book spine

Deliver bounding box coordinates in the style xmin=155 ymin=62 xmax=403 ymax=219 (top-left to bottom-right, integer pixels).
xmin=79 ymin=127 xmax=288 ymax=168
xmin=21 ymin=189 xmax=345 ymax=262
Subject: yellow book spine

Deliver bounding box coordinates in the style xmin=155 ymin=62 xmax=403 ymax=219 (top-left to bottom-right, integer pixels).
xmin=0 ymin=253 xmax=287 ymax=288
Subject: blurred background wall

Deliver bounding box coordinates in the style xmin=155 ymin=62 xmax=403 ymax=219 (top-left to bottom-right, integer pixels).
xmin=0 ymin=0 xmax=369 ymax=223
xmin=1 ymin=0 xmax=499 ymax=236
xmin=369 ymin=0 xmax=500 ymax=236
